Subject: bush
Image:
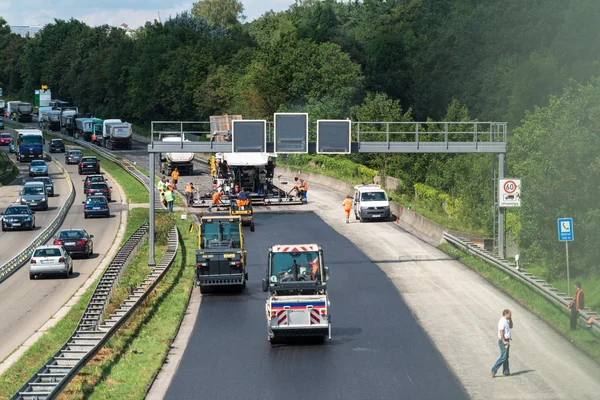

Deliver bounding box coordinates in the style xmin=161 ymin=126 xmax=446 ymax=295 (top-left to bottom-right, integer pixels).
xmin=155 ymin=212 xmax=177 ymax=245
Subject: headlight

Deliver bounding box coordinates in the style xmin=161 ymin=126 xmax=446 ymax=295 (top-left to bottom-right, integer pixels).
xmin=41 ymin=197 xmax=46 ymax=201
xmin=24 ymin=217 xmax=32 ymax=222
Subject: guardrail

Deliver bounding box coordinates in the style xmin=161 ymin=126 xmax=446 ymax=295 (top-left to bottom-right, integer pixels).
xmin=0 ymin=151 xmax=17 ymax=182
xmin=443 ymin=232 xmax=600 ymax=335
xmin=13 ymin=226 xmax=178 ymax=400
xmin=0 ymin=155 xmax=76 ymax=283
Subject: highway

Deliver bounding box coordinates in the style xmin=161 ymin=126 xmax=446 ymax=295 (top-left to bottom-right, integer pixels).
xmin=0 ymin=142 xmax=125 ymax=363
xmin=164 ymin=212 xmax=467 ymax=400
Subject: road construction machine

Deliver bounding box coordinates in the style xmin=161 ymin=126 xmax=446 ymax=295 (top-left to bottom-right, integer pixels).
xmin=195 ymin=215 xmax=252 ymax=294
xmin=159 ymin=132 xmax=194 ymax=175
xmin=263 ymin=244 xmax=331 ymax=345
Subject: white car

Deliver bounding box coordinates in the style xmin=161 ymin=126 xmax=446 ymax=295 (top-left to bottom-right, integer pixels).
xmin=29 ymin=245 xmax=73 ymax=279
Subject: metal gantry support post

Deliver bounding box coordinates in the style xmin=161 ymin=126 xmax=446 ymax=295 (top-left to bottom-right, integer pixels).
xmin=498 ymin=153 xmax=505 ymax=259
xmin=149 ymin=152 xmax=156 ymax=266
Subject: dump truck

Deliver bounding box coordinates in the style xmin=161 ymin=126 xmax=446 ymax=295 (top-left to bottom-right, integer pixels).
xmin=15 ymin=129 xmax=44 ymax=162
xmin=75 ymin=118 xmax=95 ymax=140
xmin=40 ymin=110 xmax=61 ymax=131
xmin=102 ymin=119 xmax=132 ymax=150
xmin=195 ymin=216 xmax=252 ymax=294
xmin=262 ymin=244 xmax=331 ymax=345
xmin=60 ymin=109 xmax=77 ymax=136
xmin=16 ymin=102 xmax=33 ymax=122
xmin=159 ymin=132 xmax=194 ymax=176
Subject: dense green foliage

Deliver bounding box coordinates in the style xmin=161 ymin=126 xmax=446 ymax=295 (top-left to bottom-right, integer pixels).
xmin=1 ymin=0 xmax=600 ymax=276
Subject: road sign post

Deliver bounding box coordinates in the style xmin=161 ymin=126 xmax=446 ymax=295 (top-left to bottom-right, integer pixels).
xmin=557 ymin=218 xmax=574 ymax=296
xmin=498 ymin=176 xmax=521 ymax=258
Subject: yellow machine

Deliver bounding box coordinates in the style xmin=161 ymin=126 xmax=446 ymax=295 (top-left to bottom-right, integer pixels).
xmin=230 ymin=199 xmax=255 ymax=230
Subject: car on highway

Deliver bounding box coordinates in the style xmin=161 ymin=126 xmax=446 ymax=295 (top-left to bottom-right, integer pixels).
xmin=20 ymin=181 xmax=48 ymax=211
xmin=0 ymin=132 xmax=12 ymax=145
xmin=65 ymin=149 xmax=83 ymax=164
xmin=32 ymin=176 xmax=55 ymax=197
xmin=49 ymin=138 xmax=65 ymax=153
xmin=1 ymin=205 xmax=35 ymax=231
xmin=83 ymin=195 xmax=109 ymax=218
xmin=83 ymin=174 xmax=106 ymax=191
xmin=9 ymin=141 xmax=15 ymax=153
xmin=79 ymin=156 xmax=100 ymax=175
xmin=54 ymin=229 xmax=94 ymax=258
xmin=0 ymin=117 xmax=4 ymax=130
xmin=86 ymin=182 xmax=112 ymax=201
xmin=28 ymin=160 xmax=49 ymax=177
xmin=29 ymin=245 xmax=73 ymax=279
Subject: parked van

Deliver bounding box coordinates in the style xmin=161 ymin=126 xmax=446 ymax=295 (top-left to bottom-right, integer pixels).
xmin=353 ymin=184 xmax=391 ymax=222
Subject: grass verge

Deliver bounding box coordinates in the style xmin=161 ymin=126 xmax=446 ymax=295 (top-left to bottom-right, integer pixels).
xmin=0 ymin=151 xmax=18 ymax=187
xmin=58 ymin=209 xmax=195 ymax=400
xmin=440 ymin=243 xmax=600 ymax=364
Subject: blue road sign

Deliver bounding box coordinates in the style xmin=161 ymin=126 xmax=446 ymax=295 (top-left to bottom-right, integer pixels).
xmin=557 ymin=218 xmax=573 ymax=241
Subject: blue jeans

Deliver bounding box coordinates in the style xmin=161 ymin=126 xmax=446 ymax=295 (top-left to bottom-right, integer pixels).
xmin=303 ymin=191 xmax=307 ymax=203
xmin=168 ymin=200 xmax=174 ymax=212
xmin=491 ymin=340 xmax=510 ymax=374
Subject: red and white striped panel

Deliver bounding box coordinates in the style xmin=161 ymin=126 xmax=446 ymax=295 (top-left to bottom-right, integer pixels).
xmin=272 ymin=244 xmax=319 ymax=253
xmin=310 ymin=309 xmax=321 ymax=325
xmin=276 ymin=310 xmax=288 ymax=326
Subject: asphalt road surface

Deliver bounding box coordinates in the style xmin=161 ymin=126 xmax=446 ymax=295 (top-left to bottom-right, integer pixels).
xmin=163 ymin=212 xmax=467 ymax=400
xmin=0 ymin=143 xmax=125 ymax=363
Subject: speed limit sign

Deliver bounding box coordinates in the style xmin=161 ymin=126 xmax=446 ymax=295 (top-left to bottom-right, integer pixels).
xmin=499 ymin=179 xmax=521 ymax=207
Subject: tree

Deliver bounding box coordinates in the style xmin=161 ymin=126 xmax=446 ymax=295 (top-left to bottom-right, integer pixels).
xmin=192 ymin=0 xmax=245 ymax=28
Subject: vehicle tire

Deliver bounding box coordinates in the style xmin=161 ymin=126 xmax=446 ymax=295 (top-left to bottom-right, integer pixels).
xmin=29 ymin=273 xmax=35 ymax=280
xmin=1 ymin=225 xmax=5 ymax=232
xmin=78 ymin=169 xmax=82 ymax=175
xmin=30 ymin=224 xmax=34 ymax=231
xmin=250 ymin=221 xmax=255 ymax=232
xmin=84 ymin=214 xmax=88 ymax=219
xmin=199 ymin=285 xmax=207 ymax=294
xmin=269 ymin=336 xmax=281 ymax=346
xmin=354 ymin=212 xmax=359 ymax=220
xmin=89 ymin=246 xmax=93 ymax=257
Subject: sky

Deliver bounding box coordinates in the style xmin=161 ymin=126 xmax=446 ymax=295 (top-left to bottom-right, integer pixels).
xmin=0 ymin=0 xmax=296 ymax=29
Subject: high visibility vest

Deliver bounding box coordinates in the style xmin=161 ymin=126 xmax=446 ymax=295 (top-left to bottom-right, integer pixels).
xmin=343 ymin=199 xmax=352 ymax=211
xmin=309 ymin=257 xmax=319 ymax=280
xmin=92 ymin=133 xmax=97 ymax=141
xmin=302 ymin=180 xmax=308 ymax=191
xmin=164 ymin=190 xmax=175 ymax=202
xmin=157 ymin=181 xmax=165 ymax=192
xmin=185 ymin=185 xmax=193 ymax=193
xmin=172 ymin=170 xmax=180 ymax=180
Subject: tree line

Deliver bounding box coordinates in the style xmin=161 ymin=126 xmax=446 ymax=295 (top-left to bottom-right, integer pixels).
xmin=1 ymin=0 xmax=599 ymax=277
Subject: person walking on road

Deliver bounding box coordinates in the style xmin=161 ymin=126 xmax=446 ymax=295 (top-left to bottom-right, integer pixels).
xmin=492 ymin=309 xmax=513 ymax=378
xmin=343 ymin=195 xmax=352 ymax=224
xmin=164 ymin=187 xmax=175 ymax=212
xmin=185 ymin=182 xmax=194 ymax=207
xmin=171 ymin=168 xmax=180 ymax=189
xmin=568 ymin=282 xmax=585 ymax=330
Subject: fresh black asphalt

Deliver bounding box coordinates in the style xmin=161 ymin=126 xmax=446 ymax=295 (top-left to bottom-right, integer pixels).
xmin=164 ymin=212 xmax=466 ymax=400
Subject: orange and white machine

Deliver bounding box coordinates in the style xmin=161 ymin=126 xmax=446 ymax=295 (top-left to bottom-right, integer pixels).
xmin=262 ymin=244 xmax=331 ymax=345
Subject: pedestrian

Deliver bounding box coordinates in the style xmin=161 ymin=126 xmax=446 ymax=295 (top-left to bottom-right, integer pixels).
xmin=91 ymin=132 xmax=97 ymax=145
xmin=157 ymin=176 xmax=167 ymax=205
xmin=164 ymin=187 xmax=175 ymax=212
xmin=568 ymin=282 xmax=585 ymax=330
xmin=491 ymin=309 xmax=513 ymax=378
xmin=266 ymin=157 xmax=276 ymax=179
xmin=171 ymin=167 xmax=180 ymax=189
xmin=185 ymin=182 xmax=194 ymax=207
xmin=343 ymin=195 xmax=352 ymax=224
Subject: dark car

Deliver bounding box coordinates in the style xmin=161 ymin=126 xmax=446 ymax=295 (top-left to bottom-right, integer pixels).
xmin=83 ymin=174 xmax=106 ymax=191
xmin=78 ymin=156 xmax=100 ymax=175
xmin=86 ymin=182 xmax=112 ymax=201
xmin=0 ymin=118 xmax=4 ymax=130
xmin=65 ymin=150 xmax=83 ymax=165
xmin=83 ymin=195 xmax=109 ymax=218
xmin=32 ymin=176 xmax=55 ymax=197
xmin=49 ymin=138 xmax=65 ymax=153
xmin=54 ymin=229 xmax=94 ymax=258
xmin=1 ymin=205 xmax=35 ymax=231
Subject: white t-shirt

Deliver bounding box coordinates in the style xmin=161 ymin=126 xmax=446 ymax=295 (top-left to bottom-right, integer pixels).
xmin=498 ymin=317 xmax=511 ymax=340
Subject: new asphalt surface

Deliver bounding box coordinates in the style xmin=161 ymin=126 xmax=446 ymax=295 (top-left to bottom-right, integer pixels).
xmin=163 ymin=212 xmax=467 ymax=400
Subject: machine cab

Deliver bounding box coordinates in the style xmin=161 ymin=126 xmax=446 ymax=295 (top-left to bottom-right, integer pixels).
xmin=263 ymin=244 xmax=329 ymax=293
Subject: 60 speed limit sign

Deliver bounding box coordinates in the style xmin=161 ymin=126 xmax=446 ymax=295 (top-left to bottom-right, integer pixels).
xmin=499 ymin=179 xmax=521 ymax=207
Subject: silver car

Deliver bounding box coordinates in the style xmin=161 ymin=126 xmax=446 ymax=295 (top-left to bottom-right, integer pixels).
xmin=20 ymin=181 xmax=48 ymax=211
xmin=29 ymin=245 xmax=73 ymax=279
xmin=29 ymin=160 xmax=49 ymax=176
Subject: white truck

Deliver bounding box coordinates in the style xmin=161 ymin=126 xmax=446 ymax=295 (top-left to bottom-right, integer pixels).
xmin=262 ymin=244 xmax=331 ymax=345
xmin=159 ymin=132 xmax=194 ymax=175
xmin=102 ymin=119 xmax=132 ymax=150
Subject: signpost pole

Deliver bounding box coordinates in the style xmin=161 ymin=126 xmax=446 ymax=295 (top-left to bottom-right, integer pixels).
xmin=498 ymin=154 xmax=505 ymax=258
xmin=566 ymin=241 xmax=570 ymax=297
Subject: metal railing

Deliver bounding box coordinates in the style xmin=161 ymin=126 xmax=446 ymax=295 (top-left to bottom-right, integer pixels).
xmin=0 ymin=155 xmax=75 ymax=283
xmin=13 ymin=226 xmax=179 ymax=400
xmin=443 ymin=232 xmax=600 ymax=335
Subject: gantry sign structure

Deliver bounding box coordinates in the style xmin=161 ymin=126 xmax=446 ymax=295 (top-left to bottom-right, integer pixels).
xmin=147 ymin=114 xmax=509 ymax=264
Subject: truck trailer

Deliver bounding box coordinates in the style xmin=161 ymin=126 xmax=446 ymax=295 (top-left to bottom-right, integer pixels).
xmin=159 ymin=133 xmax=194 ymax=176
xmin=16 ymin=102 xmax=33 ymax=123
xmin=102 ymin=119 xmax=132 ymax=150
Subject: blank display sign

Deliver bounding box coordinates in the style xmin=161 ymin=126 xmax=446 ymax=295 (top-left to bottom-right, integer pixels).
xmin=274 ymin=113 xmax=308 ymax=153
xmin=317 ymin=120 xmax=351 ymax=154
xmin=232 ymin=120 xmax=266 ymax=152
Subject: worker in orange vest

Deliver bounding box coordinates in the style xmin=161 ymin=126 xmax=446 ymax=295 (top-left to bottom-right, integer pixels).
xmin=294 ymin=177 xmax=308 ymax=203
xmin=208 ymin=189 xmax=222 ymax=212
xmin=171 ymin=168 xmax=180 ymax=188
xmin=91 ymin=132 xmax=97 ymax=145
xmin=568 ymin=282 xmax=585 ymax=330
xmin=343 ymin=195 xmax=352 ymax=224
xmin=308 ymin=256 xmax=320 ymax=280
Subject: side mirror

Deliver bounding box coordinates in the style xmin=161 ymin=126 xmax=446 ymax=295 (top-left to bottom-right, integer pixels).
xmin=31 ymin=211 xmax=35 ymax=214
xmin=90 ymin=234 xmax=94 ymax=238
xmin=262 ymin=278 xmax=268 ymax=292
xmin=82 ymin=201 xmax=85 ymax=204
xmin=324 ymin=266 xmax=330 ymax=281
xmin=250 ymin=221 xmax=255 ymax=232
xmin=110 ymin=186 xmax=113 ymax=189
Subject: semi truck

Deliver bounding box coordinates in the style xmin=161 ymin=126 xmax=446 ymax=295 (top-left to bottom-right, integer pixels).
xmin=75 ymin=118 xmax=95 ymax=141
xmin=40 ymin=110 xmax=61 ymax=131
xmin=15 ymin=129 xmax=44 ymax=162
xmin=262 ymin=244 xmax=331 ymax=345
xmin=159 ymin=132 xmax=194 ymax=176
xmin=102 ymin=119 xmax=132 ymax=150
xmin=195 ymin=216 xmax=250 ymax=294
xmin=16 ymin=102 xmax=33 ymax=122
xmin=60 ymin=109 xmax=77 ymax=136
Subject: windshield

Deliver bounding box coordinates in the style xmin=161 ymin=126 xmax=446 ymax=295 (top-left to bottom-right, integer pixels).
xmin=21 ymin=136 xmax=43 ymax=145
xmin=270 ymin=251 xmax=321 ymax=283
xmin=90 ymin=183 xmax=107 ymax=189
xmin=201 ymin=221 xmax=241 ymax=248
xmin=87 ymin=197 xmax=106 ymax=204
xmin=5 ymin=207 xmax=29 ymax=215
xmin=59 ymin=230 xmax=84 ymax=239
xmin=33 ymin=248 xmax=62 ymax=258
xmin=0 ymin=134 xmax=11 ymax=139
xmin=82 ymin=158 xmax=97 ymax=163
xmin=360 ymin=191 xmax=387 ymax=201
xmin=69 ymin=151 xmax=83 ymax=157
xmin=30 ymin=161 xmax=46 ymax=166
xmin=33 ymin=178 xmax=51 ymax=184
xmin=52 ymin=140 xmax=63 ymax=144
xmin=87 ymin=177 xmax=104 ymax=183
xmin=23 ymin=186 xmax=44 ymax=195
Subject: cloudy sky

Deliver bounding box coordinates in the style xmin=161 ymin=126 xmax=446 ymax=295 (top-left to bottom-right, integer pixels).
xmin=0 ymin=0 xmax=295 ymax=28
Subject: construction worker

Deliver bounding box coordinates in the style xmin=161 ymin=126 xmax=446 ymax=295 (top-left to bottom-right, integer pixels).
xmin=208 ymin=189 xmax=222 ymax=212
xmin=343 ymin=195 xmax=352 ymax=224
xmin=164 ymin=187 xmax=175 ymax=212
xmin=91 ymin=131 xmax=97 ymax=145
xmin=294 ymin=177 xmax=308 ymax=203
xmin=266 ymin=157 xmax=276 ymax=179
xmin=237 ymin=187 xmax=249 ymax=209
xmin=157 ymin=176 xmax=167 ymax=205
xmin=568 ymin=282 xmax=585 ymax=330
xmin=171 ymin=167 xmax=180 ymax=188
xmin=185 ymin=182 xmax=194 ymax=206
xmin=308 ymin=255 xmax=320 ymax=280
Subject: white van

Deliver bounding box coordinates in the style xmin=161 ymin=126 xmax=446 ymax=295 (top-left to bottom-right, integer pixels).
xmin=353 ymin=184 xmax=391 ymax=222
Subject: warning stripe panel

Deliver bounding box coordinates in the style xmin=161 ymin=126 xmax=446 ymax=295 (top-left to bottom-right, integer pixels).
xmin=272 ymin=244 xmax=319 ymax=253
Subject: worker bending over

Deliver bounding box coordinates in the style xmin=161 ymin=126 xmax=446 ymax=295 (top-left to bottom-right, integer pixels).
xmin=294 ymin=177 xmax=308 ymax=203
xmin=208 ymin=189 xmax=223 ymax=212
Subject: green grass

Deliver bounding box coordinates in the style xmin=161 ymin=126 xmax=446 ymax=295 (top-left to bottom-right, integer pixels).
xmin=0 ymin=151 xmax=18 ymax=187
xmin=440 ymin=243 xmax=600 ymax=363
xmin=59 ymin=209 xmax=195 ymax=400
